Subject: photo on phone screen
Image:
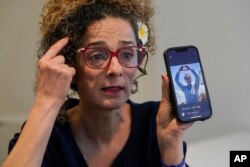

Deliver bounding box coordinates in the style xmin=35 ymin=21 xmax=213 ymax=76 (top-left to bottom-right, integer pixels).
xmin=164 ymin=46 xmax=212 ymax=122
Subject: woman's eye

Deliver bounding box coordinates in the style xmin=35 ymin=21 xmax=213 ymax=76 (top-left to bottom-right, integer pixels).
xmin=88 ymin=51 xmax=108 ymax=61
xmin=120 ymin=51 xmax=134 ymax=60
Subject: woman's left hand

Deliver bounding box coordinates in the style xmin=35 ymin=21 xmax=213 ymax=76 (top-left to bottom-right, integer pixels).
xmin=156 ymin=74 xmax=192 ymax=165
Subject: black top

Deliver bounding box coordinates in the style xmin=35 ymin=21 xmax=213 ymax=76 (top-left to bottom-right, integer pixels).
xmin=8 ymin=99 xmax=187 ymax=167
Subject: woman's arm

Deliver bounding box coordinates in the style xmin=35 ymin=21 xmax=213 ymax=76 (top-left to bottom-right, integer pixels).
xmin=2 ymin=37 xmax=75 ymax=167
xmin=157 ymin=74 xmax=191 ymax=166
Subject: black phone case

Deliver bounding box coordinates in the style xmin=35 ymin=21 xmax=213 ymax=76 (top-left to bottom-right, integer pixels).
xmin=163 ymin=45 xmax=212 ymax=123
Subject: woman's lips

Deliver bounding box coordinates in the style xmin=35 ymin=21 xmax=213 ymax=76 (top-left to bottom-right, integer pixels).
xmin=101 ymin=86 xmax=124 ymax=95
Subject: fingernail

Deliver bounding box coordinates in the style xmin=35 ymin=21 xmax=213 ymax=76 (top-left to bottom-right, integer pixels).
xmin=161 ymin=74 xmax=167 ymax=79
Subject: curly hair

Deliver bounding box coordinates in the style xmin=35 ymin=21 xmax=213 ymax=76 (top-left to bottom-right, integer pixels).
xmin=37 ymin=0 xmax=155 ymax=93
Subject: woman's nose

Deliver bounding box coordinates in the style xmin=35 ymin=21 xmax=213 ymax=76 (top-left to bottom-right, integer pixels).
xmin=106 ymin=57 xmax=123 ymax=76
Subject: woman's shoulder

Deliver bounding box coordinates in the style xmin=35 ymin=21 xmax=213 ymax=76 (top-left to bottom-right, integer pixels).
xmin=128 ymin=99 xmax=160 ymax=112
xmin=127 ymin=99 xmax=160 ymax=124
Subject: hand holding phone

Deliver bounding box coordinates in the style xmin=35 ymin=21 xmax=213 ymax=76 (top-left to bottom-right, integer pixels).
xmin=163 ymin=45 xmax=212 ymax=122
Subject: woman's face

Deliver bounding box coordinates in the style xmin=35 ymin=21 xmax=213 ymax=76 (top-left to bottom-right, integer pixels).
xmin=184 ymin=73 xmax=192 ymax=85
xmin=75 ymin=17 xmax=138 ymax=110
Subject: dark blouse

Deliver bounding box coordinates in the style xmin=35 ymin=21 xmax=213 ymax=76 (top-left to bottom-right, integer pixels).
xmin=8 ymin=99 xmax=187 ymax=167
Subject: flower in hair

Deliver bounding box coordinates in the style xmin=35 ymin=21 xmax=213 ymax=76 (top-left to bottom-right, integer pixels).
xmin=138 ymin=22 xmax=149 ymax=45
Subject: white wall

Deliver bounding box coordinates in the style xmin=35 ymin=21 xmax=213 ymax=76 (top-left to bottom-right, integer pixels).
xmin=1 ymin=0 xmax=250 ymax=165
xmin=133 ymin=0 xmax=250 ymax=166
xmin=0 ymin=0 xmax=42 ymax=163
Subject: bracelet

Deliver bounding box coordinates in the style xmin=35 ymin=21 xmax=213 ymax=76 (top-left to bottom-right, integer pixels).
xmin=161 ymin=158 xmax=185 ymax=167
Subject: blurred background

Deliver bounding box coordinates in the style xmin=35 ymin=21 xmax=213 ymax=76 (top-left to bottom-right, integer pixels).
xmin=1 ymin=0 xmax=250 ymax=166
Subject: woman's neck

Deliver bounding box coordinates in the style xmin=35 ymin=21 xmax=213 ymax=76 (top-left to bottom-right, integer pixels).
xmin=68 ymin=102 xmax=131 ymax=145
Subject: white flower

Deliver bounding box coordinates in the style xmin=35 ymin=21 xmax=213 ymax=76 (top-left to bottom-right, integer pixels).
xmin=137 ymin=22 xmax=148 ymax=45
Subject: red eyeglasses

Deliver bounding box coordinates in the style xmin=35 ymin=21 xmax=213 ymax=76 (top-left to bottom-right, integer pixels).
xmin=77 ymin=46 xmax=145 ymax=69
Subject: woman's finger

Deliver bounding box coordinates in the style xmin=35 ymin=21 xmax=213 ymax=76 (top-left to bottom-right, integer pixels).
xmin=49 ymin=55 xmax=65 ymax=65
xmin=161 ymin=74 xmax=170 ymax=102
xmin=42 ymin=37 xmax=69 ymax=61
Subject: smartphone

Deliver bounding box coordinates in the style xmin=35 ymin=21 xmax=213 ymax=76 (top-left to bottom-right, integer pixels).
xmin=163 ymin=45 xmax=212 ymax=122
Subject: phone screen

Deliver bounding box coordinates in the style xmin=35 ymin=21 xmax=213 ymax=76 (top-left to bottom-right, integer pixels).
xmin=164 ymin=46 xmax=212 ymax=122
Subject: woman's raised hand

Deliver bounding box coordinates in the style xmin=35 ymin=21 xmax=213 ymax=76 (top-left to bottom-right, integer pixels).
xmin=36 ymin=37 xmax=76 ymax=108
xmin=156 ymin=74 xmax=191 ymax=165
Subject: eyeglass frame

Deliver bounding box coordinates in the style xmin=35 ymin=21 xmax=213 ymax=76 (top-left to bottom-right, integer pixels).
xmin=77 ymin=45 xmax=146 ymax=69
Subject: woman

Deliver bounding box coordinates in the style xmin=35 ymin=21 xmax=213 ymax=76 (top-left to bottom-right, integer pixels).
xmin=3 ymin=0 xmax=191 ymax=166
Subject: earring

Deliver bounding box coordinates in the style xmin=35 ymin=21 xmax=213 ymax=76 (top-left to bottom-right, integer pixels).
xmin=131 ymin=80 xmax=138 ymax=94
